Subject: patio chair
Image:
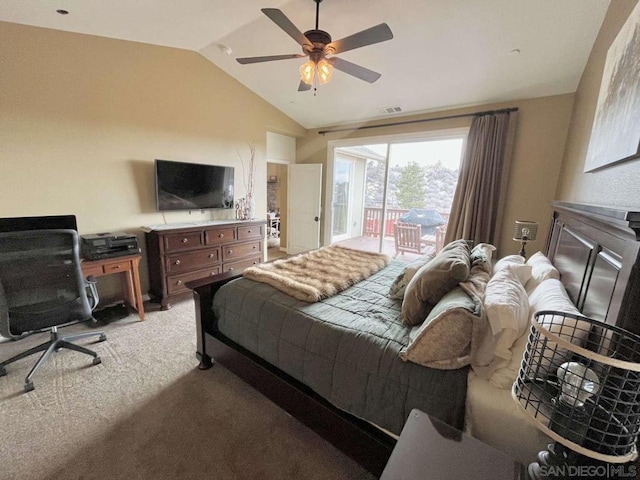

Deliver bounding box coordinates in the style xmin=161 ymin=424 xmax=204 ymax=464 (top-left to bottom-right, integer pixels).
xmin=394 ymin=222 xmax=426 ymax=258
xmin=435 ymin=224 xmax=447 ymax=252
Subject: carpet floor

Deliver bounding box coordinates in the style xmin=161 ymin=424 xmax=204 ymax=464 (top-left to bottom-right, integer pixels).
xmin=0 ymin=300 xmax=374 ymax=480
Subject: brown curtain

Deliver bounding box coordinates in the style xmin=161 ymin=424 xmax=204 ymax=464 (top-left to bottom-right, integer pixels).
xmin=444 ymin=110 xmax=518 ymax=246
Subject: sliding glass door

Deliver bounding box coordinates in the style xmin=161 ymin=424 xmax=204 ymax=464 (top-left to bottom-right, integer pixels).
xmin=330 ymin=134 xmax=465 ymax=259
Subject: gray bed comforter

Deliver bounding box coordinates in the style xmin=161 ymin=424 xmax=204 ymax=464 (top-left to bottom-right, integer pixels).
xmin=212 ymin=260 xmax=467 ymax=435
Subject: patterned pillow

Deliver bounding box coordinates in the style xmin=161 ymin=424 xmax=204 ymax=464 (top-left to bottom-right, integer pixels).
xmin=400 ymin=286 xmax=479 ymax=369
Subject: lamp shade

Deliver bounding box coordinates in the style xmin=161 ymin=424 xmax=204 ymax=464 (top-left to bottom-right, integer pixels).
xmin=300 ymin=60 xmax=315 ymax=85
xmin=317 ymin=59 xmax=334 ymax=84
xmin=513 ymin=220 xmax=538 ymax=241
xmin=512 ymin=311 xmax=640 ymax=464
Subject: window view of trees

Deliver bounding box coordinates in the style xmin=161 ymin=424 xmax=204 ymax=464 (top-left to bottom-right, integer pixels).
xmin=365 ymin=159 xmax=459 ymax=213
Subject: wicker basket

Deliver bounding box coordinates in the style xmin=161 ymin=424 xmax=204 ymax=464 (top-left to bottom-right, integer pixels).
xmin=512 ymin=310 xmax=640 ymax=464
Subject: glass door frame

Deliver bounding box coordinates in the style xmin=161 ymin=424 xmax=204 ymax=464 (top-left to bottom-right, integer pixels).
xmin=331 ymin=157 xmax=355 ymax=243
xmin=325 ymin=128 xmax=469 ymax=249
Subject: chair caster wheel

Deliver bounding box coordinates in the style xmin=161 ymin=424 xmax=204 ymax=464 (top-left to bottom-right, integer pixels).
xmin=0 ymin=366 xmax=6 ymax=377
xmin=24 ymin=381 xmax=34 ymax=392
xmin=98 ymin=334 xmax=107 ymax=342
xmin=92 ymin=357 xmax=102 ymax=366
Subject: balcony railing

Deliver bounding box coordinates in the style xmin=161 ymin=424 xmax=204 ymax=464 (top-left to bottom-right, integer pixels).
xmin=363 ymin=207 xmax=450 ymax=237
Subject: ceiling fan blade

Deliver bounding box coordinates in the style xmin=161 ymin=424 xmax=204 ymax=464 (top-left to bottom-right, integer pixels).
xmin=262 ymin=8 xmax=314 ymax=49
xmin=328 ymin=23 xmax=393 ymax=55
xmin=328 ymin=57 xmax=382 ymax=83
xmin=236 ymin=54 xmax=306 ymax=65
xmin=298 ymin=81 xmax=312 ymax=92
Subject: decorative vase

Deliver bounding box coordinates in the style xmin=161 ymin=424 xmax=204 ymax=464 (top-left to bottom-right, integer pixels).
xmin=247 ymin=195 xmax=256 ymax=220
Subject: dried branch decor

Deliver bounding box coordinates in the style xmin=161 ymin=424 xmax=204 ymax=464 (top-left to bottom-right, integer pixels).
xmin=236 ymin=143 xmax=257 ymax=220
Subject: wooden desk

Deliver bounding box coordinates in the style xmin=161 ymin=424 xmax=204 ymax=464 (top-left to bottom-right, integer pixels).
xmin=381 ymin=409 xmax=525 ymax=479
xmin=81 ymin=254 xmax=145 ymax=321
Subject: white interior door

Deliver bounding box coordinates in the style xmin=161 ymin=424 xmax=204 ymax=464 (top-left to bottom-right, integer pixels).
xmin=288 ymin=164 xmax=322 ymax=254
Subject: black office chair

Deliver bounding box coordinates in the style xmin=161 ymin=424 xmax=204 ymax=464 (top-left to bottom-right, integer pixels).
xmin=0 ymin=229 xmax=106 ymax=392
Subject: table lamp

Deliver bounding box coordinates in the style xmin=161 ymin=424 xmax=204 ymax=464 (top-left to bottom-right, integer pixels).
xmin=512 ymin=311 xmax=640 ymax=479
xmin=513 ymin=221 xmax=538 ymax=258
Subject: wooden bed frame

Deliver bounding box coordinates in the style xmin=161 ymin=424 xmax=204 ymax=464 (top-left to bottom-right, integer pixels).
xmin=188 ymin=201 xmax=640 ymax=476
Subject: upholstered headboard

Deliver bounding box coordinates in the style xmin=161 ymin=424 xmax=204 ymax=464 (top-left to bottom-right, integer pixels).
xmin=546 ymin=202 xmax=640 ymax=336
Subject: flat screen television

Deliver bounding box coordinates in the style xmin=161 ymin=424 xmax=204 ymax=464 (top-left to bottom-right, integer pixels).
xmin=155 ymin=159 xmax=234 ymax=211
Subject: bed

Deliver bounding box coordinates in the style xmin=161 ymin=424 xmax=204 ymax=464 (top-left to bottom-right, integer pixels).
xmin=188 ymin=201 xmax=640 ymax=475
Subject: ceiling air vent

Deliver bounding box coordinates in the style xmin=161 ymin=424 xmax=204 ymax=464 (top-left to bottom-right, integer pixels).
xmin=379 ymin=105 xmax=403 ymax=115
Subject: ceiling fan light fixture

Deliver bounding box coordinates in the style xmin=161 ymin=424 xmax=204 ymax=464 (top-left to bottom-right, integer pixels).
xmin=300 ymin=60 xmax=316 ymax=85
xmin=317 ymin=59 xmax=333 ymax=84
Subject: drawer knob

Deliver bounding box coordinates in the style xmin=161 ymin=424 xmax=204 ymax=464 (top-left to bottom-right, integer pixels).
xmin=182 ymin=238 xmax=188 ymax=243
xmin=228 ymin=250 xmax=233 ymax=254
xmin=218 ymin=233 xmax=224 ymax=238
xmin=228 ymin=267 xmax=234 ymax=272
xmin=210 ymin=272 xmax=216 ymax=276
xmin=252 ymin=245 xmax=256 ymax=249
xmin=208 ymin=253 xmax=215 ymax=258
xmin=248 ymin=230 xmax=251 ymax=233
xmin=115 ymin=265 xmax=121 ymax=269
xmin=177 ymin=280 xmax=183 ymax=286
xmin=175 ymin=260 xmax=181 ymax=265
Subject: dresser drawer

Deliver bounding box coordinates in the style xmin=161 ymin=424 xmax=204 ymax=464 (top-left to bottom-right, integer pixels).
xmin=238 ymin=225 xmax=264 ymax=240
xmin=205 ymin=227 xmax=236 ymax=245
xmin=165 ymin=247 xmax=220 ymax=274
xmin=164 ymin=232 xmax=203 ymax=252
xmin=223 ymin=256 xmax=262 ymax=273
xmin=222 ymin=240 xmax=262 ymax=261
xmin=103 ymin=260 xmax=132 ymax=274
xmin=166 ymin=267 xmax=221 ymax=295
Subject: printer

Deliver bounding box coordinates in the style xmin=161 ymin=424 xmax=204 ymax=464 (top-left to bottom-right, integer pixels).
xmin=81 ymin=232 xmax=140 ymax=260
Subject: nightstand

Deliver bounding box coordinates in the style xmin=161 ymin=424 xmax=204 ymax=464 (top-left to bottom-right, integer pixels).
xmin=380 ymin=409 xmax=526 ymax=480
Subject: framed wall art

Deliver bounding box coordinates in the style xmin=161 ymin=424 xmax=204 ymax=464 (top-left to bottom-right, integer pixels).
xmin=584 ymin=1 xmax=640 ymax=172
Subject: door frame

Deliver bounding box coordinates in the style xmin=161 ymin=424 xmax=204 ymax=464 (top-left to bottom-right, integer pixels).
xmin=331 ymin=157 xmax=355 ymax=243
xmin=324 ymin=128 xmax=469 ymax=247
xmin=266 ymin=160 xmax=289 ymax=252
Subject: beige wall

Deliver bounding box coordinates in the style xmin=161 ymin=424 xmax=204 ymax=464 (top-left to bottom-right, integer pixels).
xmin=0 ymin=22 xmax=305 ymax=296
xmin=556 ymin=0 xmax=640 ymax=207
xmin=297 ymin=94 xmax=575 ymax=256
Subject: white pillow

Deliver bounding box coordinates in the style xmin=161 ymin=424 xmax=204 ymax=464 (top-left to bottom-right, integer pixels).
xmin=488 ymin=278 xmax=585 ymax=389
xmin=472 ymin=266 xmax=529 ymax=380
xmin=524 ymin=251 xmax=560 ymax=293
xmin=471 ymin=243 xmax=496 ymax=261
xmin=493 ymin=255 xmax=532 ymax=286
xmin=520 ymin=279 xmax=589 ymax=377
xmin=489 ymin=329 xmax=529 ymax=389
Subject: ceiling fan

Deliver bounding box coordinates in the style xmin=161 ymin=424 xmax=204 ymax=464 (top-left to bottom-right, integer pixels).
xmin=236 ymin=0 xmax=393 ymax=92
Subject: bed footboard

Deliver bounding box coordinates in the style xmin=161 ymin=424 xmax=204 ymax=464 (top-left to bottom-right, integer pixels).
xmin=186 ymin=271 xmax=242 ymax=370
xmin=186 ymin=271 xmax=396 ymax=475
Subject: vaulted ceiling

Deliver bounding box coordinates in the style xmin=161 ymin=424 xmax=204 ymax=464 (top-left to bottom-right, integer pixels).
xmin=1 ymin=0 xmax=610 ymax=128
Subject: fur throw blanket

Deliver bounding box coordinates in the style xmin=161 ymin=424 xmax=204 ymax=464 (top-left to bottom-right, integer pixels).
xmin=243 ymin=245 xmax=390 ymax=302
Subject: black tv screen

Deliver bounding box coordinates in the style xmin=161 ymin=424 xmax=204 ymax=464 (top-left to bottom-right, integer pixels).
xmin=155 ymin=159 xmax=234 ymax=211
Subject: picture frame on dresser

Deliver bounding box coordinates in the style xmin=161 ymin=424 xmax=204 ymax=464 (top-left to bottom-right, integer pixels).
xmin=143 ymin=220 xmax=265 ymax=310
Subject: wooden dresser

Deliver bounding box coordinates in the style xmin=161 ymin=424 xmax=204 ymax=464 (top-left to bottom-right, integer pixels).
xmin=144 ymin=220 xmax=265 ymax=309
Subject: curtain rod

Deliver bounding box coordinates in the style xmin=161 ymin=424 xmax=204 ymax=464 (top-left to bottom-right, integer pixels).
xmin=317 ymin=107 xmax=518 ymax=136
